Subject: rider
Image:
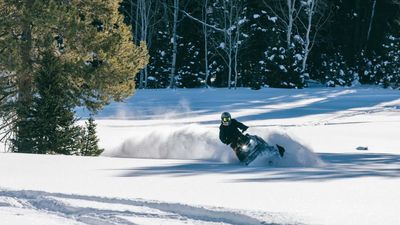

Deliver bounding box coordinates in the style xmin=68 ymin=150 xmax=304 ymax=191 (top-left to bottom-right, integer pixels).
xmin=219 ymin=112 xmax=249 ymax=160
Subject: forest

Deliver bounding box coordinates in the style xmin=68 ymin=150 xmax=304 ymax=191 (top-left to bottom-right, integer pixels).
xmin=120 ymin=0 xmax=400 ymax=89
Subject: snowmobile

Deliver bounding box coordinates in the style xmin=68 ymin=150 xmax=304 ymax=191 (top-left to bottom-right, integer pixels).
xmin=234 ymin=134 xmax=285 ymax=166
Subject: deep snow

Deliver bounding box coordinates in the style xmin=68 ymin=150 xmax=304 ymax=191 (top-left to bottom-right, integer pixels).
xmin=1 ymin=87 xmax=400 ymax=225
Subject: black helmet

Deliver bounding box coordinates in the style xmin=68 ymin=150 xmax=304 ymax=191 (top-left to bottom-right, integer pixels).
xmin=221 ymin=112 xmax=231 ymax=125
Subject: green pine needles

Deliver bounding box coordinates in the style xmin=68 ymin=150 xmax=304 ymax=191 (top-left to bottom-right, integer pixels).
xmin=0 ymin=0 xmax=149 ymax=154
xmin=80 ymin=116 xmax=104 ymax=156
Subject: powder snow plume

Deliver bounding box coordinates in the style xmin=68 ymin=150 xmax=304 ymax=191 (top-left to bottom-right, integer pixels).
xmin=103 ymin=124 xmax=237 ymax=163
xmin=104 ymin=124 xmax=324 ymax=167
xmin=249 ymin=128 xmax=325 ymax=167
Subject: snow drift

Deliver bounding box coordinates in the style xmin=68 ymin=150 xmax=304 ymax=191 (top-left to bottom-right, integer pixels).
xmin=103 ymin=124 xmax=323 ymax=167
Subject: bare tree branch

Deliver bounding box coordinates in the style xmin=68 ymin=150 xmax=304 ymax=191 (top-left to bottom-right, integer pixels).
xmin=181 ymin=10 xmax=226 ymax=33
xmin=262 ymin=0 xmax=289 ymax=28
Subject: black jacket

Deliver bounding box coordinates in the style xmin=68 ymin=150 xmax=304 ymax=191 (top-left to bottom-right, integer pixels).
xmin=219 ymin=119 xmax=248 ymax=145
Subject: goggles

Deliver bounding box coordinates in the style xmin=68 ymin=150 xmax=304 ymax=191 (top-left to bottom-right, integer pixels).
xmin=222 ymin=117 xmax=231 ymax=122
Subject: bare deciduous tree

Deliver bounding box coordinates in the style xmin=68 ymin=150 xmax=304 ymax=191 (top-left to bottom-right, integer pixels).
xmin=182 ymin=0 xmax=245 ymax=88
xmin=263 ymin=0 xmax=304 ymax=49
xmin=366 ymin=0 xmax=377 ymax=44
xmin=122 ymin=0 xmax=161 ymax=89
xmin=202 ymin=0 xmax=210 ymax=87
xmin=169 ymin=0 xmax=179 ymax=88
xmin=298 ymin=0 xmax=331 ymax=73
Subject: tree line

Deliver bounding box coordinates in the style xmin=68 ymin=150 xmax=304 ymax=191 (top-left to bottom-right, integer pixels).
xmin=121 ymin=0 xmax=400 ymax=89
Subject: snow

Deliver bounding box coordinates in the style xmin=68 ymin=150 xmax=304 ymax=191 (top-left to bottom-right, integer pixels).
xmin=238 ymin=18 xmax=246 ymax=25
xmin=295 ymin=53 xmax=303 ymax=61
xmin=268 ymin=16 xmax=278 ymax=23
xmin=268 ymin=55 xmax=275 ymax=61
xmin=1 ymin=87 xmax=400 ymax=225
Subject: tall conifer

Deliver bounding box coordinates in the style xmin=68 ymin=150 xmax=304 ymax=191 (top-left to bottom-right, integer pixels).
xmin=0 ymin=0 xmax=148 ymax=153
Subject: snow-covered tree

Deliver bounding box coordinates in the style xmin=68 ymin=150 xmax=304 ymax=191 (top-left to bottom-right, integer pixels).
xmin=239 ymin=3 xmax=285 ymax=88
xmin=318 ymin=52 xmax=356 ymax=87
xmin=380 ymin=35 xmax=400 ymax=88
xmin=119 ymin=0 xmax=400 ymax=89
xmin=263 ymin=0 xmax=303 ymax=49
xmin=263 ymin=45 xmax=304 ymax=88
xmin=207 ymin=0 xmax=248 ymax=88
xmin=356 ymin=50 xmax=386 ymax=86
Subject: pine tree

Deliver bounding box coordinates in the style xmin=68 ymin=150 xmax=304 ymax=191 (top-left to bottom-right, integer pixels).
xmin=13 ymin=51 xmax=82 ymax=154
xmin=263 ymin=45 xmax=304 ymax=88
xmin=80 ymin=115 xmax=103 ymax=156
xmin=319 ymin=52 xmax=354 ymax=87
xmin=357 ymin=50 xmax=386 ymax=86
xmin=0 ymin=0 xmax=149 ymax=153
xmin=381 ymin=35 xmax=400 ymax=88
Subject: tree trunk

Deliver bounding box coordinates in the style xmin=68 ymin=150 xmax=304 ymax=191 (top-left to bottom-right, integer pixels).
xmin=234 ymin=2 xmax=241 ymax=89
xmin=353 ymin=0 xmax=362 ymax=54
xmin=234 ymin=30 xmax=239 ymax=89
xmin=19 ymin=15 xmax=33 ymax=106
xmin=301 ymin=0 xmax=316 ymax=73
xmin=366 ymin=0 xmax=377 ymax=44
xmin=287 ymin=0 xmax=295 ymax=49
xmin=203 ymin=0 xmax=210 ymax=88
xmin=15 ymin=1 xmax=34 ymax=152
xmin=227 ymin=1 xmax=233 ymax=89
xmin=169 ymin=0 xmax=179 ymax=89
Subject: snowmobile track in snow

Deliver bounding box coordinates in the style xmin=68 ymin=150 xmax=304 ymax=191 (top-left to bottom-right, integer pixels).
xmin=0 ymin=189 xmax=297 ymax=225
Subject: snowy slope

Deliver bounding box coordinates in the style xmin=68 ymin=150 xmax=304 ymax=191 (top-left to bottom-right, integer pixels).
xmin=1 ymin=87 xmax=400 ymax=225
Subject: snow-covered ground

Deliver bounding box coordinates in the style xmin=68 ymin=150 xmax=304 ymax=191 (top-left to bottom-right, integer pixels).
xmin=1 ymin=87 xmax=400 ymax=225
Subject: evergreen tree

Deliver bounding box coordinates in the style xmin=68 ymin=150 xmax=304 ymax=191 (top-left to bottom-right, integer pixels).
xmin=175 ymin=23 xmax=204 ymax=88
xmin=81 ymin=115 xmax=104 ymax=156
xmin=13 ymin=51 xmax=82 ymax=154
xmin=263 ymin=44 xmax=304 ymax=88
xmin=357 ymin=51 xmax=385 ymax=86
xmin=318 ymin=52 xmax=354 ymax=87
xmin=0 ymin=0 xmax=149 ymax=153
xmin=380 ymin=35 xmax=400 ymax=88
xmin=239 ymin=3 xmax=274 ymax=89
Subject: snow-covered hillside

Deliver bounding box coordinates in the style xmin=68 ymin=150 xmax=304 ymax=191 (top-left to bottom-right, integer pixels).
xmin=1 ymin=87 xmax=400 ymax=225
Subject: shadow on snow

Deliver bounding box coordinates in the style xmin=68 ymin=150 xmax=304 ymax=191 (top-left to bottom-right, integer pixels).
xmin=112 ymin=153 xmax=400 ymax=182
xmin=78 ymin=88 xmax=400 ymax=123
